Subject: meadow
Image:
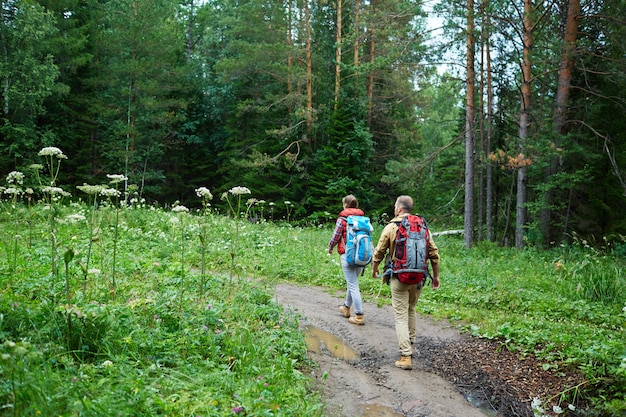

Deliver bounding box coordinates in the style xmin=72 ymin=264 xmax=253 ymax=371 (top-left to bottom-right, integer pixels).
xmin=0 ymin=166 xmax=624 ymax=416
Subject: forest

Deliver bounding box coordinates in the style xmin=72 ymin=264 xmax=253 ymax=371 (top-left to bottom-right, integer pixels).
xmin=1 ymin=0 xmax=625 ymax=248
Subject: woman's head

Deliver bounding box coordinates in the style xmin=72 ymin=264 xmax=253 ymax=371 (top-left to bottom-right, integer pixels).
xmin=342 ymin=194 xmax=358 ymax=208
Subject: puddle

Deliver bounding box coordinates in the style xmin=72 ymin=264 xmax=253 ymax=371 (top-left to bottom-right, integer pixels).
xmin=304 ymin=325 xmax=359 ymax=361
xmin=359 ymin=404 xmax=404 ymax=416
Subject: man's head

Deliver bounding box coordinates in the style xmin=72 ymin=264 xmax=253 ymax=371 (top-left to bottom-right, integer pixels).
xmin=394 ymin=195 xmax=413 ymax=215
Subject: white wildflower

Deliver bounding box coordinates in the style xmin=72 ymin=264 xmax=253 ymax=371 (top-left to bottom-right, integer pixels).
xmin=29 ymin=164 xmax=43 ymax=170
xmin=77 ymin=184 xmax=106 ymax=195
xmin=284 ymin=200 xmax=292 ymax=205
xmin=195 ymin=187 xmax=213 ymax=200
xmin=102 ymin=360 xmax=113 ymax=367
xmin=106 ymin=174 xmax=128 ymax=184
xmin=531 ymin=397 xmax=544 ymax=414
xmin=568 ymin=404 xmax=576 ymax=411
xmin=4 ymin=187 xmax=22 ymax=195
xmin=66 ymin=214 xmax=86 ymax=223
xmin=38 ymin=147 xmax=67 ymax=159
xmin=6 ymin=171 xmax=24 ymax=185
xmin=229 ymin=186 xmax=251 ymax=196
xmin=88 ymin=268 xmax=101 ymax=275
xmin=99 ymin=188 xmax=121 ymax=198
xmin=25 ymin=188 xmax=34 ymax=195
xmin=42 ymin=186 xmax=71 ymax=197
xmin=247 ymin=198 xmax=259 ymax=206
xmin=172 ymin=205 xmax=189 ymax=213
xmin=553 ymin=405 xmax=563 ymax=414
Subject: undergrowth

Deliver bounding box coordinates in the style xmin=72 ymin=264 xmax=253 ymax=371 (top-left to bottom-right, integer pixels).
xmin=0 ymin=189 xmax=624 ymax=416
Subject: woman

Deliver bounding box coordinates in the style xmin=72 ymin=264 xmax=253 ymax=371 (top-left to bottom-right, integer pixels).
xmin=328 ymin=194 xmax=366 ymax=325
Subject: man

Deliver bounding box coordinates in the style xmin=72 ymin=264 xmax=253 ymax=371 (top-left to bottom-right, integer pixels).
xmin=371 ymin=195 xmax=440 ymax=370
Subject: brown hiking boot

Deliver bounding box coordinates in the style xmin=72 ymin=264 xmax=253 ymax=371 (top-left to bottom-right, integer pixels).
xmin=348 ymin=314 xmax=365 ymax=325
xmin=338 ymin=305 xmax=351 ymax=318
xmin=395 ymin=355 xmax=412 ymax=370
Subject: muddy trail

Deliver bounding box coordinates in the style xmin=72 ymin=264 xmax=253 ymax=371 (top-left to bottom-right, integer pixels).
xmin=272 ymin=283 xmax=586 ymax=417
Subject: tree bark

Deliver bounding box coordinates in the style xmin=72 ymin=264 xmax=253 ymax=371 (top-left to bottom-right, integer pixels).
xmin=334 ymin=0 xmax=343 ymax=109
xmin=515 ymin=0 xmax=533 ymax=249
xmin=485 ymin=2 xmax=495 ymax=242
xmin=305 ymin=0 xmax=313 ymax=144
xmin=541 ymin=0 xmax=580 ymax=244
xmin=464 ymin=0 xmax=476 ymax=248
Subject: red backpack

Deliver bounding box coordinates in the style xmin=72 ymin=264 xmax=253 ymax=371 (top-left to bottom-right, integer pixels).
xmin=392 ymin=214 xmax=431 ymax=285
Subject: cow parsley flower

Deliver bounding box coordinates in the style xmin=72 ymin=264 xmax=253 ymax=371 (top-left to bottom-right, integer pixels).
xmin=195 ymin=187 xmax=213 ymax=199
xmin=229 ymin=186 xmax=251 ymax=196
xmin=42 ymin=186 xmax=71 ymax=197
xmin=6 ymin=171 xmax=24 ymax=185
xmin=553 ymin=405 xmax=563 ymax=414
xmin=100 ymin=188 xmax=121 ymax=198
xmin=66 ymin=214 xmax=87 ymax=224
xmin=38 ymin=147 xmax=67 ymax=159
xmin=106 ymin=174 xmax=127 ymax=184
xmin=4 ymin=187 xmax=21 ymax=195
xmin=77 ymin=184 xmax=106 ymax=195
xmin=172 ymin=205 xmax=189 ymax=213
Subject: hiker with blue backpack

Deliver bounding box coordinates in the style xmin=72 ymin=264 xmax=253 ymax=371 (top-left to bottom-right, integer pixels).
xmin=328 ymin=194 xmax=374 ymax=325
xmin=371 ymin=195 xmax=440 ymax=370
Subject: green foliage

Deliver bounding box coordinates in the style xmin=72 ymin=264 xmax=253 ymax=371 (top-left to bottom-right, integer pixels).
xmin=1 ymin=190 xmax=626 ymax=415
xmin=0 ymin=202 xmax=323 ymax=416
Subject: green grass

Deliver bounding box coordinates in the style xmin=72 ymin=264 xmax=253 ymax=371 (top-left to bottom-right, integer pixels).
xmin=0 ymin=200 xmax=624 ymax=416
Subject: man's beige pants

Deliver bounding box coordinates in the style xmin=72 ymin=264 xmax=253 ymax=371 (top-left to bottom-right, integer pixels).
xmin=390 ymin=277 xmax=422 ymax=356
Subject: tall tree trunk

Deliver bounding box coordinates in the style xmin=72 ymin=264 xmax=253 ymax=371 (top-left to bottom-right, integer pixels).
xmin=367 ymin=0 xmax=377 ymax=125
xmin=485 ymin=4 xmax=495 ymax=242
xmin=516 ymin=0 xmax=533 ymax=249
xmin=287 ymin=0 xmax=293 ymax=114
xmin=477 ymin=0 xmax=485 ymax=242
xmin=305 ymin=0 xmax=313 ymax=144
xmin=541 ymin=0 xmax=581 ymax=244
xmin=334 ymin=0 xmax=343 ymax=109
xmin=353 ymin=0 xmax=360 ymax=90
xmin=464 ymin=0 xmax=476 ymax=248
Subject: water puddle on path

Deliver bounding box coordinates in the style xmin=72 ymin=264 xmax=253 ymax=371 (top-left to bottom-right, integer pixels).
xmin=304 ymin=325 xmax=359 ymax=361
xmin=359 ymin=404 xmax=404 ymax=417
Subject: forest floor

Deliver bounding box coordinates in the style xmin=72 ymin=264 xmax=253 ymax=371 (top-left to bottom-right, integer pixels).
xmin=272 ymin=283 xmax=587 ymax=417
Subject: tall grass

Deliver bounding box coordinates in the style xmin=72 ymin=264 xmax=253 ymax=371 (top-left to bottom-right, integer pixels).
xmin=0 ymin=202 xmax=323 ymax=416
xmin=0 ymin=190 xmax=624 ymax=416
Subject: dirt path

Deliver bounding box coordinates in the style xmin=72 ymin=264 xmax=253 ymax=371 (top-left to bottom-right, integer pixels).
xmin=272 ymin=283 xmax=496 ymax=417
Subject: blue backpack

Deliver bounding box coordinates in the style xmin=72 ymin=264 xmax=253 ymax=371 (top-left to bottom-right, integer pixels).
xmin=341 ymin=215 xmax=374 ymax=267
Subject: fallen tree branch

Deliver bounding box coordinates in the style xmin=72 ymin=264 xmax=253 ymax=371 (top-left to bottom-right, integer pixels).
xmin=432 ymin=229 xmax=464 ymax=237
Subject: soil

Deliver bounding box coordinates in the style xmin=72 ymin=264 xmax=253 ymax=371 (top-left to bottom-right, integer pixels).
xmin=272 ymin=283 xmax=587 ymax=417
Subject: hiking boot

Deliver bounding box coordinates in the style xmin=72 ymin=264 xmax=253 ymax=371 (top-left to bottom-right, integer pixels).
xmin=338 ymin=305 xmax=351 ymax=318
xmin=348 ymin=314 xmax=365 ymax=325
xmin=395 ymin=355 xmax=412 ymax=370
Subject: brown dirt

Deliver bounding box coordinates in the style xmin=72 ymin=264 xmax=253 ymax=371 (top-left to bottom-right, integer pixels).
xmin=271 ymin=283 xmax=587 ymax=417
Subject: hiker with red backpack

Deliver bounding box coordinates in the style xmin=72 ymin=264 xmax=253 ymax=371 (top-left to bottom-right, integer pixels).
xmin=328 ymin=194 xmax=373 ymax=325
xmin=371 ymin=195 xmax=440 ymax=370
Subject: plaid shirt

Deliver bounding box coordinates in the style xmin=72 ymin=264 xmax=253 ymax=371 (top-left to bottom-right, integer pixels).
xmin=328 ymin=208 xmax=364 ymax=254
